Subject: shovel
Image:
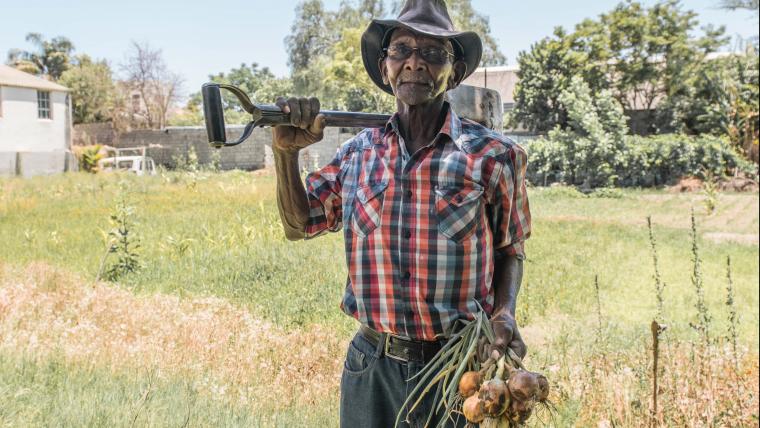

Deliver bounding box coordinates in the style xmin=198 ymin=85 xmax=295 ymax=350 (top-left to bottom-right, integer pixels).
xmin=202 ymin=83 xmax=503 ymax=148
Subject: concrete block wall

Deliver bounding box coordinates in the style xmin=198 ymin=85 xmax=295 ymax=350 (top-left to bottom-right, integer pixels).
xmin=112 ymin=126 xmax=363 ymax=172
xmin=72 ymin=123 xmax=118 ymax=147
xmin=116 ymin=126 xmax=265 ymax=171
xmin=16 ymin=151 xmax=66 ymax=178
xmin=294 ymin=128 xmax=359 ymax=172
xmin=0 ymin=152 xmax=17 ymax=176
xmin=0 ymin=151 xmax=78 ymax=177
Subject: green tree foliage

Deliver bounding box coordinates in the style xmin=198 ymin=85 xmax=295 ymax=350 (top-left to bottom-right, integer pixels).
xmin=186 ymin=63 xmax=294 ymax=125
xmin=445 ymin=0 xmax=507 ymax=66
xmin=6 ymin=33 xmax=75 ymax=80
xmin=285 ymin=0 xmax=506 ymax=111
xmin=59 ymin=55 xmax=116 ymax=124
xmin=508 ymin=29 xmax=585 ymax=132
xmin=655 ymin=47 xmax=759 ymax=161
xmin=388 ymin=0 xmax=507 ymax=65
xmin=532 ymin=76 xmax=627 ymax=187
xmin=286 ymin=0 xmax=333 ymax=94
xmin=322 ymin=27 xmax=396 ymax=112
xmin=511 ymin=1 xmax=729 ymax=134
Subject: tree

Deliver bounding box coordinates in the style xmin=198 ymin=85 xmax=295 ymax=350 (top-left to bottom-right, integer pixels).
xmin=285 ymin=0 xmax=507 ymax=109
xmin=718 ymin=0 xmax=759 ymax=49
xmin=285 ymin=0 xmax=332 ymax=94
xmin=446 ymin=0 xmax=507 ymax=66
xmin=59 ymin=55 xmax=116 ymax=124
xmin=509 ymin=29 xmax=587 ymax=132
xmin=322 ymin=27 xmax=396 ymax=112
xmin=388 ymin=0 xmax=507 ymax=65
xmin=6 ymin=33 xmax=75 ymax=80
xmin=186 ymin=63 xmax=294 ymax=125
xmin=511 ymin=0 xmax=729 ymax=134
xmin=544 ymin=76 xmax=627 ymax=187
xmin=718 ymin=0 xmax=759 ymax=14
xmin=120 ymin=41 xmax=183 ymax=129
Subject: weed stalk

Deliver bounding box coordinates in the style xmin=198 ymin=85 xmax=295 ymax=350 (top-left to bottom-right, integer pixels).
xmin=689 ymin=209 xmax=711 ymax=351
xmin=725 ymin=256 xmax=739 ymax=373
xmin=647 ymin=217 xmax=666 ymax=322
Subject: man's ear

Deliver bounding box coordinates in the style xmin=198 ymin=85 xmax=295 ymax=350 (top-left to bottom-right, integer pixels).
xmin=447 ymin=60 xmax=468 ymax=90
xmin=378 ymin=57 xmax=390 ymax=85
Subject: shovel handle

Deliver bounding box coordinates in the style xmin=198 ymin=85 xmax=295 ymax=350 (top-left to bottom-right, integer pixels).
xmin=202 ymin=83 xmax=390 ymax=148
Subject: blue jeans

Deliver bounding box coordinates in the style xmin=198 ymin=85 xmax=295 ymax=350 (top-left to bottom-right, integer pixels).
xmin=339 ymin=330 xmax=467 ymax=428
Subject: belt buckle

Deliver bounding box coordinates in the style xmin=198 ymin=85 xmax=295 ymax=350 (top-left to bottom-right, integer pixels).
xmin=383 ymin=333 xmax=408 ymax=362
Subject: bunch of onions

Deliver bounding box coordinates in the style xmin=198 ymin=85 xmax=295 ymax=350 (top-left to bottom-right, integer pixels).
xmin=393 ymin=309 xmax=552 ymax=428
xmin=458 ymin=353 xmax=551 ymax=427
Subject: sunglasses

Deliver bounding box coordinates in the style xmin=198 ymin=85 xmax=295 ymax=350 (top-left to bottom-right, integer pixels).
xmin=383 ymin=43 xmax=456 ymax=65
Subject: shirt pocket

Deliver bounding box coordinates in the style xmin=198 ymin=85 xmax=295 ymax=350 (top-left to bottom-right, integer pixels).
xmin=351 ymin=179 xmax=388 ymax=237
xmin=434 ymin=184 xmax=484 ymax=242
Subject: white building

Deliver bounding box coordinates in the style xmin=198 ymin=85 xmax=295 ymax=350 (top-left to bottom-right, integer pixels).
xmin=0 ymin=64 xmax=76 ymax=177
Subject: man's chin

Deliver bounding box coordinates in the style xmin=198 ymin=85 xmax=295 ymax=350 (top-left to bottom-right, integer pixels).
xmin=394 ymin=87 xmax=436 ymax=107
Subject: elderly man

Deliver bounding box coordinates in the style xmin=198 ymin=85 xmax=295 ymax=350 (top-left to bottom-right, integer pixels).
xmin=272 ymin=1 xmax=531 ymax=426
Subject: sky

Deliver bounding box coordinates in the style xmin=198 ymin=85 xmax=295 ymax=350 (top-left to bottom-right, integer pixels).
xmin=1 ymin=0 xmax=757 ymax=99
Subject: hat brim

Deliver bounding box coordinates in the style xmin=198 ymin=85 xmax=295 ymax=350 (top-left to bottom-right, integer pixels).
xmin=361 ymin=19 xmax=483 ymax=96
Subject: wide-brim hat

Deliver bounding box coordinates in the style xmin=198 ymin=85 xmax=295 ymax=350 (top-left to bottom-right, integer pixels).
xmin=361 ymin=0 xmax=483 ymax=95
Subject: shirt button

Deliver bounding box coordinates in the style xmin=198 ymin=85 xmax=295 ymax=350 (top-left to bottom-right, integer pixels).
xmin=406 ymin=309 xmax=414 ymax=318
xmin=404 ymin=230 xmax=412 ymax=239
xmin=405 ymin=190 xmax=413 ymax=198
xmin=403 ymin=271 xmax=411 ymax=280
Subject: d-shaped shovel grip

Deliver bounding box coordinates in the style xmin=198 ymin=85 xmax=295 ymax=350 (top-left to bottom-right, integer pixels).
xmin=202 ymin=83 xmax=261 ymax=148
xmin=201 ymin=83 xmax=390 ymax=148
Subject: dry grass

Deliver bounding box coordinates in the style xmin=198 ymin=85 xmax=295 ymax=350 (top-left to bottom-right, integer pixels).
xmin=0 ymin=262 xmax=346 ymax=413
xmin=550 ymin=343 xmax=759 ymax=427
xmin=2 ymin=262 xmax=756 ymax=427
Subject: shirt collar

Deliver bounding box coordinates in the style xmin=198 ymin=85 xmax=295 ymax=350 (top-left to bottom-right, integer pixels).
xmin=382 ymin=101 xmax=463 ymax=148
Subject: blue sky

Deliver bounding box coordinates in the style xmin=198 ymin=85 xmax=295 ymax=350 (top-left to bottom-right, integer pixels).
xmin=1 ymin=0 xmax=757 ymax=98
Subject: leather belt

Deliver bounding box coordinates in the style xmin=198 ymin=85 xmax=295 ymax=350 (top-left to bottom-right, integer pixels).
xmin=360 ymin=325 xmax=444 ymax=363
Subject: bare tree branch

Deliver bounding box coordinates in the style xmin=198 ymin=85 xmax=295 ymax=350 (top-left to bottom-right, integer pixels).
xmin=120 ymin=41 xmax=183 ymax=129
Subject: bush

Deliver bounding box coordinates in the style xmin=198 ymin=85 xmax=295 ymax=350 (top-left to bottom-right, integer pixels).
xmin=528 ymin=77 xmax=628 ymax=188
xmin=526 ymin=134 xmax=756 ymax=188
xmin=72 ymin=145 xmax=104 ymax=173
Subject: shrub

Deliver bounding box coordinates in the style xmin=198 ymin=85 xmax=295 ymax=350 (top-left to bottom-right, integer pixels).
xmin=72 ymin=144 xmax=104 ymax=173
xmin=526 ymin=133 xmax=756 ymax=188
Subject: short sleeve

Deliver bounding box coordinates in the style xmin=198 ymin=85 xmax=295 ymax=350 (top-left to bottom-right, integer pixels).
xmin=488 ymin=143 xmax=531 ymax=259
xmin=303 ymin=145 xmax=349 ymax=239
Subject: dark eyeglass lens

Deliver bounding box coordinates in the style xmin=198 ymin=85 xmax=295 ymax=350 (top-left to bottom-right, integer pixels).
xmin=420 ymin=47 xmax=447 ymax=63
xmin=387 ymin=44 xmax=449 ymax=64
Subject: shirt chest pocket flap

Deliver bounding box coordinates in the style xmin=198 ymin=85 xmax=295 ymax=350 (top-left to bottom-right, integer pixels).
xmin=351 ymin=180 xmax=388 ymax=237
xmin=434 ymin=184 xmax=484 ymax=242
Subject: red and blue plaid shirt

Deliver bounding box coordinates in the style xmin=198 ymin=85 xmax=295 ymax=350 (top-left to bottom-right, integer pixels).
xmin=304 ymin=104 xmax=531 ymax=341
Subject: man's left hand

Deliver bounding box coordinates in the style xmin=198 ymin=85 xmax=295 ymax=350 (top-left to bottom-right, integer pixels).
xmin=478 ymin=307 xmax=526 ymax=361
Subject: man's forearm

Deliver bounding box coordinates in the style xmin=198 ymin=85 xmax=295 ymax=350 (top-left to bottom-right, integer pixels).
xmin=274 ymin=148 xmax=310 ymax=240
xmin=492 ymin=253 xmax=524 ymax=315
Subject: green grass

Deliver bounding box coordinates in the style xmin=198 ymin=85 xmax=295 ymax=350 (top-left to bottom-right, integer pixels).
xmin=1 ymin=172 xmax=758 ymax=426
xmin=1 ymin=173 xmax=756 ymax=342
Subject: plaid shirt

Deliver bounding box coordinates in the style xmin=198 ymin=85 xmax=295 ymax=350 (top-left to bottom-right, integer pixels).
xmin=304 ymin=103 xmax=531 ymax=341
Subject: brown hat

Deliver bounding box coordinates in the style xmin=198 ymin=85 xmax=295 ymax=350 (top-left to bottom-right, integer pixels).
xmin=361 ymin=0 xmax=483 ymax=95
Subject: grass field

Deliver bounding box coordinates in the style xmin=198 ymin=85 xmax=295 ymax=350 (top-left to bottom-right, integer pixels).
xmin=0 ymin=171 xmax=758 ymax=427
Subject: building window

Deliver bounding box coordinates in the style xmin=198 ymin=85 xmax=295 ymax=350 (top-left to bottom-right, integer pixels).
xmin=37 ymin=91 xmax=51 ymax=119
xmin=132 ymin=94 xmax=141 ymax=113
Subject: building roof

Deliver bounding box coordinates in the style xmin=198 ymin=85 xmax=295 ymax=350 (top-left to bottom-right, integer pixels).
xmin=0 ymin=64 xmax=69 ymax=92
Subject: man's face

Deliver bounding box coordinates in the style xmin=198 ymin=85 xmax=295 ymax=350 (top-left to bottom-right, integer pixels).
xmin=380 ymin=29 xmax=464 ymax=106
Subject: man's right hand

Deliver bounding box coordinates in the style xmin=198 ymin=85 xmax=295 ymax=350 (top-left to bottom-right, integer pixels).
xmin=272 ymin=96 xmax=326 ymax=154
